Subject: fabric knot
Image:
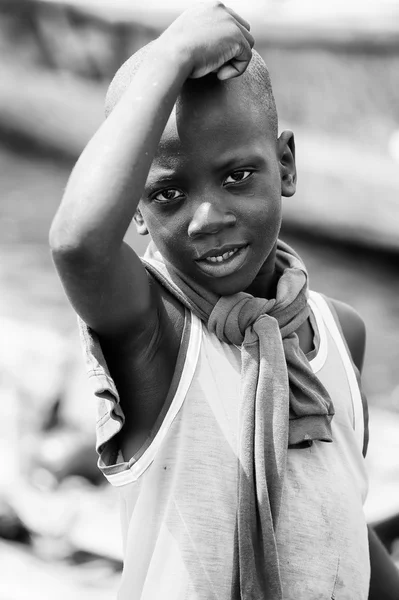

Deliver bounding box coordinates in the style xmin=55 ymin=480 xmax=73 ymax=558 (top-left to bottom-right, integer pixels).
xmin=208 ymin=293 xmax=275 ymax=346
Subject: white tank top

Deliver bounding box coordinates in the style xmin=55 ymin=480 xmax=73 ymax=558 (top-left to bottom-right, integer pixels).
xmin=81 ymin=291 xmax=370 ymax=599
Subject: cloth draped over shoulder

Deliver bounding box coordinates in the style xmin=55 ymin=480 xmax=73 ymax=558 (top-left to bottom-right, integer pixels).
xmin=142 ymin=239 xmax=334 ymax=600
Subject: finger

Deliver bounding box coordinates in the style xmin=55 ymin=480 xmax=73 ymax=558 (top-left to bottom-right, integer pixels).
xmin=217 ymin=43 xmax=252 ymax=80
xmin=225 ymin=6 xmax=251 ymax=32
xmin=217 ymin=62 xmax=242 ymax=80
xmin=233 ymin=19 xmax=255 ymax=49
xmin=216 ymin=59 xmax=247 ymax=80
xmin=243 ymin=27 xmax=255 ymax=49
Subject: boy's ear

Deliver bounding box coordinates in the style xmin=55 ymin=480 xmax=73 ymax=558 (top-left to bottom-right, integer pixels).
xmin=133 ymin=206 xmax=149 ymax=236
xmin=277 ymin=130 xmax=297 ymax=198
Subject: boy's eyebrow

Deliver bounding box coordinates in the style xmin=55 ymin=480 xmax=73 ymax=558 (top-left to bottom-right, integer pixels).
xmin=145 ymin=169 xmax=180 ymax=189
xmin=215 ymin=153 xmax=265 ymax=171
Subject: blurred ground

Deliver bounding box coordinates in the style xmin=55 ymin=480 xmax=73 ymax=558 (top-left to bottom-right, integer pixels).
xmin=0 ymin=541 xmax=119 ymax=600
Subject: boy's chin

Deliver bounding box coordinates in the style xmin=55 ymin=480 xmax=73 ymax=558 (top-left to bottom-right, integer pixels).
xmin=197 ymin=272 xmax=256 ymax=297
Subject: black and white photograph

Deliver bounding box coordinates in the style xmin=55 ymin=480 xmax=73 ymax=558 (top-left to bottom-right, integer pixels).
xmin=1 ymin=0 xmax=399 ymax=598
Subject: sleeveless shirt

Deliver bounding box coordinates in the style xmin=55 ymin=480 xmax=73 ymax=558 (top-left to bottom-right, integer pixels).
xmin=79 ymin=291 xmax=370 ymax=599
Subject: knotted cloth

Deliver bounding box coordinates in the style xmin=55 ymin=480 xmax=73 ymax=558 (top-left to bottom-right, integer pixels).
xmin=142 ymin=239 xmax=334 ymax=599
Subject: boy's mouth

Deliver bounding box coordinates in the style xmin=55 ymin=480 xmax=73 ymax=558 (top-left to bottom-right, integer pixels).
xmin=195 ymin=245 xmax=249 ymax=277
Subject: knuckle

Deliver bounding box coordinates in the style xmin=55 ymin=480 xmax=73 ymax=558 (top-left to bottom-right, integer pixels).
xmin=238 ymin=40 xmax=249 ymax=55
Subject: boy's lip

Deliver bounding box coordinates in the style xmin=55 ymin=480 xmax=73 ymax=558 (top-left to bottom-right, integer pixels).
xmin=196 ymin=243 xmax=247 ymax=261
xmin=195 ymin=245 xmax=250 ymax=278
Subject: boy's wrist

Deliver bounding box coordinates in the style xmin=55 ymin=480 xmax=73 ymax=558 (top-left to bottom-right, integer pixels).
xmin=155 ymin=30 xmax=195 ymax=81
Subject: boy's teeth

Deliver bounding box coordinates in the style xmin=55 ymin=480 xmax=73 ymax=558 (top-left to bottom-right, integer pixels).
xmin=205 ymin=248 xmax=238 ymax=263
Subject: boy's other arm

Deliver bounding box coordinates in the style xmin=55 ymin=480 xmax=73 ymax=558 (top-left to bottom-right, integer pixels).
xmin=330 ymin=298 xmax=366 ymax=372
xmin=330 ymin=298 xmax=399 ymax=599
xmin=49 ymin=2 xmax=254 ymax=340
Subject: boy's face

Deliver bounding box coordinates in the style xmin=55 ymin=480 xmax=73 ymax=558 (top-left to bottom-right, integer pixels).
xmin=137 ymin=77 xmax=295 ymax=297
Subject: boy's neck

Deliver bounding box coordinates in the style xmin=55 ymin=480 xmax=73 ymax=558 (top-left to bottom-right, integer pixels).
xmin=245 ymin=267 xmax=279 ymax=300
xmin=244 ymin=245 xmax=279 ymax=299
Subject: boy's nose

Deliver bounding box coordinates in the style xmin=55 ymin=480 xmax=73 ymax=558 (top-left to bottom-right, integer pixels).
xmin=188 ymin=201 xmax=236 ymax=238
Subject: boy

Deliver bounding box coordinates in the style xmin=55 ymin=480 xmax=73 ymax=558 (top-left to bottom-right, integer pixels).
xmin=49 ymin=2 xmax=399 ymax=598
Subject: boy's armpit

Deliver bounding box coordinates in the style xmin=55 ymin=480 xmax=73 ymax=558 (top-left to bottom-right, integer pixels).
xmin=52 ymin=240 xmax=159 ymax=341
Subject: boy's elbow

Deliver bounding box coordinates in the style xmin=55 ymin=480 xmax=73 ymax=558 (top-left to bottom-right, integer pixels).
xmin=49 ymin=220 xmax=94 ymax=265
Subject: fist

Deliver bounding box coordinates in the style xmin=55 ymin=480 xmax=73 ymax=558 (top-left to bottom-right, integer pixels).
xmin=163 ymin=1 xmax=255 ymax=81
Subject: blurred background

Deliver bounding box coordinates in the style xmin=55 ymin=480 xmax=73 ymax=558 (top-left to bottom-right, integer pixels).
xmin=1 ymin=0 xmax=399 ymax=597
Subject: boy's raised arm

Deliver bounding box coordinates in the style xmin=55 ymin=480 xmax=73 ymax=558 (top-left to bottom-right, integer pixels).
xmin=49 ymin=2 xmax=254 ymax=339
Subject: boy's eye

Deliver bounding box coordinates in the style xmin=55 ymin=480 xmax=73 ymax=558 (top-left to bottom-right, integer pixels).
xmin=224 ymin=170 xmax=252 ymax=185
xmin=153 ymin=189 xmax=183 ymax=203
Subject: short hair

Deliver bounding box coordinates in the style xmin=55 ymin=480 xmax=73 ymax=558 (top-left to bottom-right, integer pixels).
xmin=105 ymin=43 xmax=278 ymax=137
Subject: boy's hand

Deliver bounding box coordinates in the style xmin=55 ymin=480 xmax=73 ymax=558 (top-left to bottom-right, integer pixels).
xmin=162 ymin=1 xmax=254 ymax=81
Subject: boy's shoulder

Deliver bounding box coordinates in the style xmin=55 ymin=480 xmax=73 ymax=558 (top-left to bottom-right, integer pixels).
xmin=323 ymin=295 xmax=366 ymax=373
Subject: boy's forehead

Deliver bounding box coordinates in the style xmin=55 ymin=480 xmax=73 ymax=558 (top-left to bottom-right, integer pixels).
xmin=157 ymin=78 xmax=271 ymax=155
xmin=179 ymin=73 xmax=257 ymax=118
